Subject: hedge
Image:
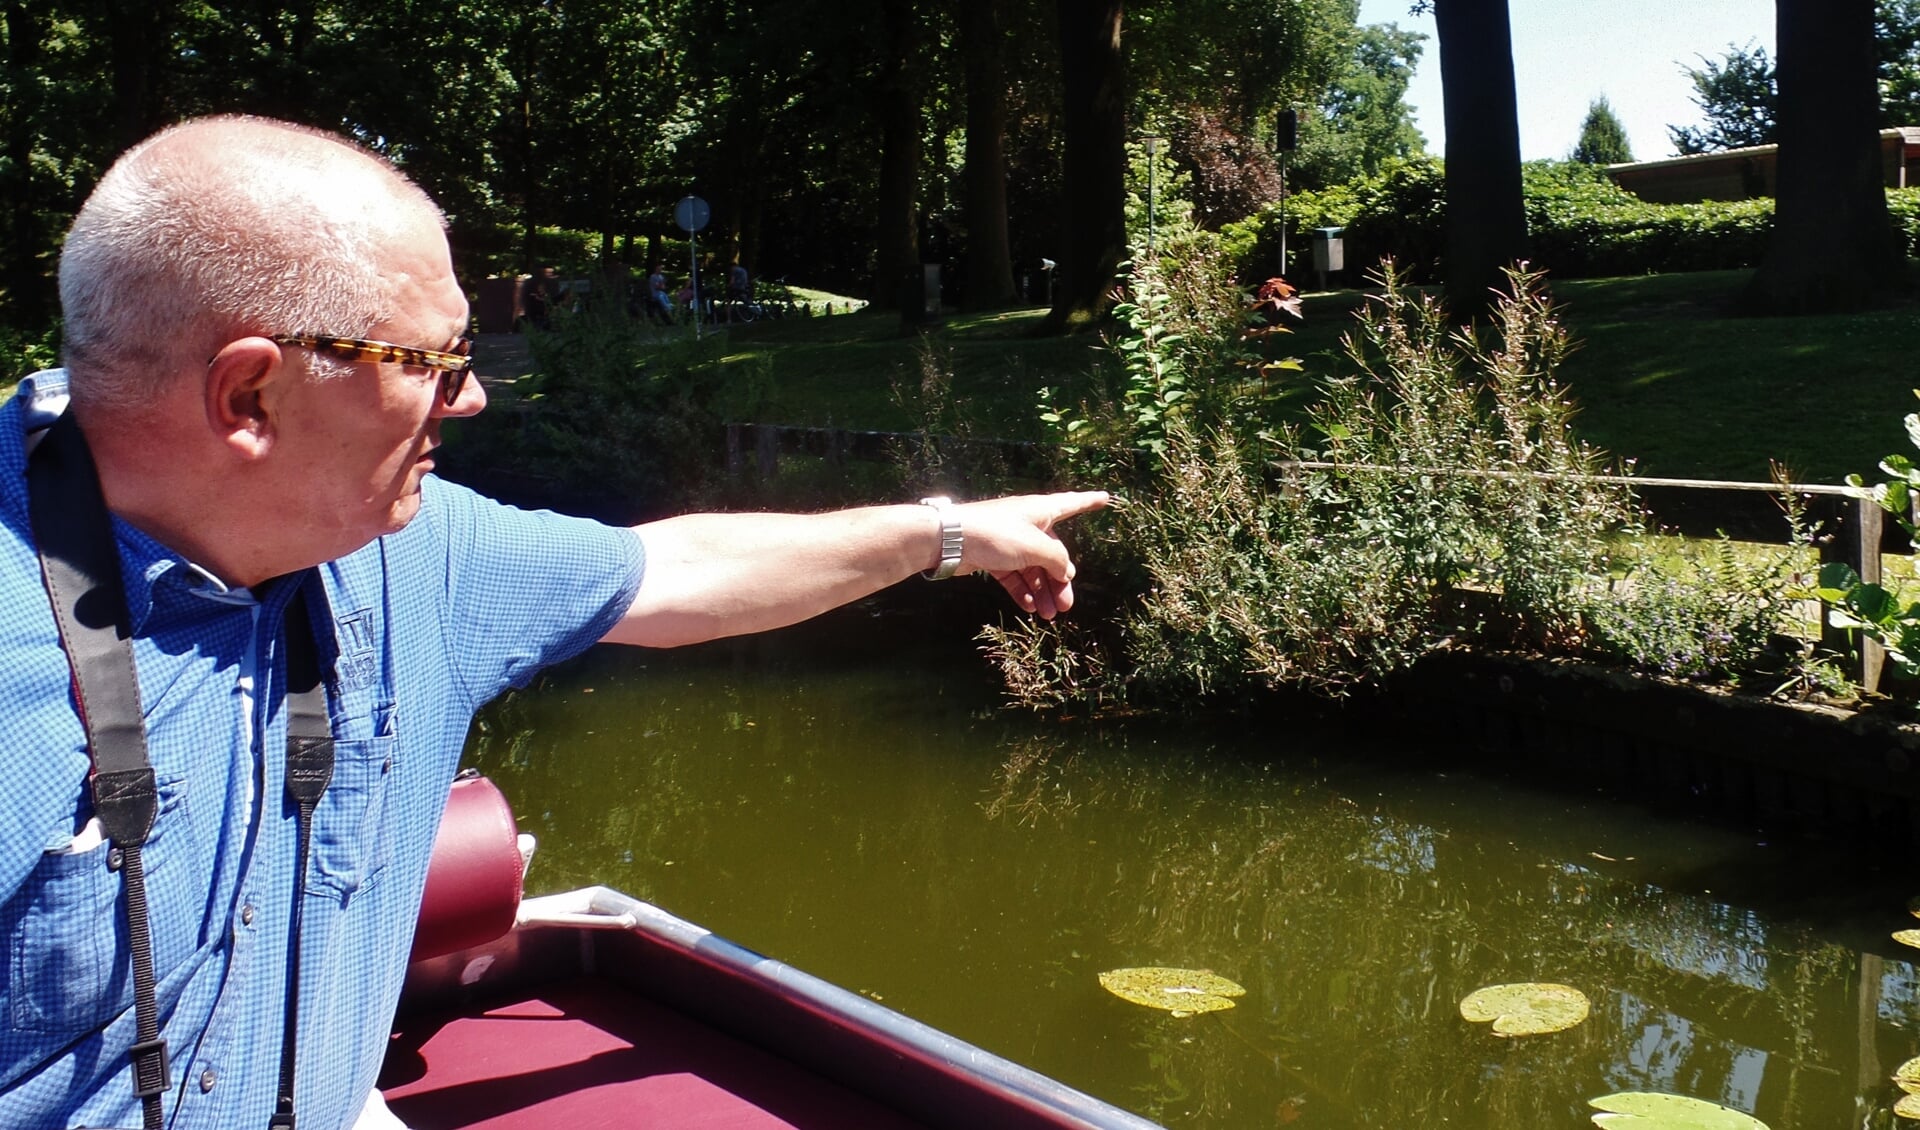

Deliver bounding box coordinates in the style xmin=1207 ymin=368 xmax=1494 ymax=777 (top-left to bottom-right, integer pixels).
xmin=1222 ymin=157 xmax=1920 ymax=285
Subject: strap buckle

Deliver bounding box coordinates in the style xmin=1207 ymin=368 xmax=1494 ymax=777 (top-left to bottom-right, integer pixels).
xmin=128 ymin=1036 xmax=170 ymax=1099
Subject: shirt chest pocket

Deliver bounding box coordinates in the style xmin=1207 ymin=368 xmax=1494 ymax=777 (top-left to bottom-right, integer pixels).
xmin=4 ymin=774 xmax=189 ymax=1035
xmin=306 ymin=735 xmax=399 ymax=901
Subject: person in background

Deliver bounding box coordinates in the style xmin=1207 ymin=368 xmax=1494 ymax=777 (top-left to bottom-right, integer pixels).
xmin=522 ymin=265 xmax=559 ymax=330
xmin=646 ymin=261 xmax=675 ymax=324
xmin=0 ymin=114 xmax=1105 ymax=1130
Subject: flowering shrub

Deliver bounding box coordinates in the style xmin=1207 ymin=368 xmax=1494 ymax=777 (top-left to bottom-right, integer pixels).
xmin=990 ymin=262 xmax=1637 ymax=706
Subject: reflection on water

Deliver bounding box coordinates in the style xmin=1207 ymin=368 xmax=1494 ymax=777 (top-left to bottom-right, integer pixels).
xmin=464 ymin=628 xmax=1920 ymax=1130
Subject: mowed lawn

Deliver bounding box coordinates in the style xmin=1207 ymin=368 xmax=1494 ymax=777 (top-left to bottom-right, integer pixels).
xmin=476 ymin=264 xmax=1920 ymax=488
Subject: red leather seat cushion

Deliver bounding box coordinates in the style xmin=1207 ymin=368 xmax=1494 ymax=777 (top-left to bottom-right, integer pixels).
xmin=411 ymin=775 xmax=524 ymax=962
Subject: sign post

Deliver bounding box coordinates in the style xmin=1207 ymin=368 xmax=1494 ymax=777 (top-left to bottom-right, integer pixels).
xmin=673 ymin=195 xmax=711 ymax=339
xmin=1142 ymin=136 xmax=1164 ymax=256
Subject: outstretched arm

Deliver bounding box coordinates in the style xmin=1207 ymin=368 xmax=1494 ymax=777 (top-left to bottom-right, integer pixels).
xmin=600 ymin=492 xmax=1109 ymax=648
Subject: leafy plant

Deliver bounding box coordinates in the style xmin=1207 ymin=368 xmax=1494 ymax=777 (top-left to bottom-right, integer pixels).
xmin=1815 ymin=394 xmax=1920 ymax=682
xmin=1223 ymin=160 xmax=1920 ymax=286
xmin=0 ymin=321 xmax=62 ymax=379
xmin=1037 ymin=237 xmax=1302 ymax=470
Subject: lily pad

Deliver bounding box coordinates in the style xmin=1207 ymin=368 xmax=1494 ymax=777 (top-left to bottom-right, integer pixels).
xmin=1898 ymin=1093 xmax=1920 ymax=1121
xmin=1458 ymin=982 xmax=1590 ymax=1037
xmin=1098 ymin=967 xmax=1245 ymax=1017
xmin=1588 ymin=1091 xmax=1768 ymax=1129
xmin=1894 ymin=929 xmax=1920 ymax=950
xmin=1895 ymin=1056 xmax=1920 ymax=1096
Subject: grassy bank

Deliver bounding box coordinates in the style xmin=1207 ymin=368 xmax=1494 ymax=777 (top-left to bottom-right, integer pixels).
xmin=642 ymin=265 xmax=1918 ymax=486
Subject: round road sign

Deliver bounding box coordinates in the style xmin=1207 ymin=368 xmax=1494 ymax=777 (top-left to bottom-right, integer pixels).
xmin=673 ymin=195 xmax=711 ymax=233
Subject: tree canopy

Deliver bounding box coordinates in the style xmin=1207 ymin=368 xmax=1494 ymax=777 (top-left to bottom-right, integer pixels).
xmin=1669 ymin=43 xmax=1778 ymax=154
xmin=1292 ymin=19 xmax=1428 ymax=190
xmin=0 ymin=0 xmax=1384 ymax=338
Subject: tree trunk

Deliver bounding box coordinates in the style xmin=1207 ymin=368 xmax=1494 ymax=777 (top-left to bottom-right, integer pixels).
xmin=959 ymin=0 xmax=1017 ymax=309
xmin=1433 ymin=0 xmax=1526 ymax=320
xmin=1047 ymin=0 xmax=1127 ymax=330
xmin=509 ymin=27 xmax=539 ymax=274
xmin=1744 ymin=0 xmax=1907 ymax=314
xmin=869 ymin=0 xmax=923 ymax=311
xmin=2 ymin=1 xmax=49 ymax=328
xmin=107 ymin=0 xmax=171 ymax=151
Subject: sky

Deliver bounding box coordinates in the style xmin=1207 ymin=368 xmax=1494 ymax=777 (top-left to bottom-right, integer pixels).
xmin=1353 ymin=0 xmax=1777 ymax=163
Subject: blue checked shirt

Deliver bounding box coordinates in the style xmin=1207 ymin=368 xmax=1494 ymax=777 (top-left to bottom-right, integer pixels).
xmin=0 ymin=372 xmax=646 ymax=1129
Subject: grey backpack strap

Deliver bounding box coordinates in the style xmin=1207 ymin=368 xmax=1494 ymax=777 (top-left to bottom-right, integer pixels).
xmin=31 ymin=414 xmax=339 ymax=1128
xmin=27 ymin=411 xmax=169 ymax=1129
xmin=30 ymin=410 xmax=338 ymax=1130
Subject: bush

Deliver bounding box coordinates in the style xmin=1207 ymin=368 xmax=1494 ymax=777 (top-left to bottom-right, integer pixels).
xmin=1884 ymin=188 xmax=1920 ymax=258
xmin=1225 ymin=156 xmax=1446 ymax=283
xmin=987 ymin=257 xmax=1844 ymax=715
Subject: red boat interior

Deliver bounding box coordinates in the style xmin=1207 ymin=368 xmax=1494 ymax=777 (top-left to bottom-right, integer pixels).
xmin=380 ymin=977 xmax=929 ymax=1130
xmin=376 ymin=776 xmax=1150 ymax=1130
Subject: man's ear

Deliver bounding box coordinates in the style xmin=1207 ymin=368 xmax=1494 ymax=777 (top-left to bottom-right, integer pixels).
xmin=204 ymin=337 xmax=286 ymax=460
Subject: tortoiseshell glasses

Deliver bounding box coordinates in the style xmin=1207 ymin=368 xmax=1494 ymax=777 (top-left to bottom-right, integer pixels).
xmin=271 ymin=334 xmax=476 ymax=405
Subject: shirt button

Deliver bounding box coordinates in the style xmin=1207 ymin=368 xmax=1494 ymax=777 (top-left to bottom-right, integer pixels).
xmin=199 ymin=1069 xmax=217 ymax=1093
xmin=240 ymin=904 xmax=256 ymax=926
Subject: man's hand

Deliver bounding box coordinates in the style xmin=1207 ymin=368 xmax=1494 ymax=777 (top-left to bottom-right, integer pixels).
xmin=950 ymin=492 xmax=1109 ymax=620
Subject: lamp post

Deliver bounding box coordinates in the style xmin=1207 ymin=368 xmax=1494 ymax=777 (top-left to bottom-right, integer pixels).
xmin=1142 ymin=135 xmax=1164 ymax=257
xmin=1276 ymin=108 xmax=1299 ymax=278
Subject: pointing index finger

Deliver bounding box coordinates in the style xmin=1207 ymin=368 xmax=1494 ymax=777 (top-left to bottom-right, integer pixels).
xmin=1049 ymin=490 xmax=1111 ymax=522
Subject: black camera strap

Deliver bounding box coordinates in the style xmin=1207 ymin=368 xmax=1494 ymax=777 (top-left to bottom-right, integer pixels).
xmin=268 ymin=585 xmax=332 ymax=1130
xmin=28 ymin=410 xmax=335 ymax=1130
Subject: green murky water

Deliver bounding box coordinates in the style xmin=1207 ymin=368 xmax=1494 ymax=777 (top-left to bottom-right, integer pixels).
xmin=463 ymin=617 xmax=1920 ymax=1130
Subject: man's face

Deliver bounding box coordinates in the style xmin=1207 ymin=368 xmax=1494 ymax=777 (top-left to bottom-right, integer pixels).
xmin=274 ymin=217 xmax=484 ymax=559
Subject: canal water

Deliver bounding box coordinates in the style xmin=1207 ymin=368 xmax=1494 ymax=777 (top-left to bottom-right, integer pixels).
xmin=462 ymin=608 xmax=1920 ymax=1130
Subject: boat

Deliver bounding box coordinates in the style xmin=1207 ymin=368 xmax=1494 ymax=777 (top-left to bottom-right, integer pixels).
xmin=377 ymin=775 xmax=1166 ymax=1130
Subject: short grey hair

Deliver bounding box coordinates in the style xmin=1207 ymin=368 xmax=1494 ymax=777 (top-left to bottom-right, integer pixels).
xmin=58 ymin=115 xmax=447 ymax=410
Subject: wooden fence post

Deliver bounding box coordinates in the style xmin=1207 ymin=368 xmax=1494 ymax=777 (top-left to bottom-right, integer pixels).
xmin=755 ymin=425 xmax=779 ymax=481
xmin=1820 ymin=495 xmax=1885 ymax=693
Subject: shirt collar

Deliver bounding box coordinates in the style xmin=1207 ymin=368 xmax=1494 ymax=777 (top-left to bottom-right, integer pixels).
xmin=15 ymin=372 xmax=263 ymax=628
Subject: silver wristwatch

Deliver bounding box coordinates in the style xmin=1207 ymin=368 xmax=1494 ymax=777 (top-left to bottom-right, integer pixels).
xmin=920 ymin=496 xmax=963 ymax=580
